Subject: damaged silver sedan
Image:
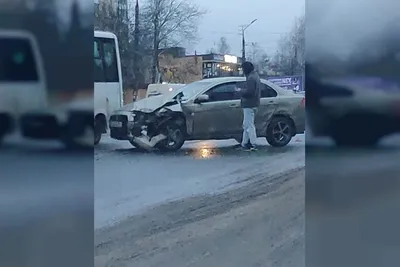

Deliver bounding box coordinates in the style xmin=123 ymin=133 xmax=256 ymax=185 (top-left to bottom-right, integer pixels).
xmin=109 ymin=77 xmax=305 ymax=151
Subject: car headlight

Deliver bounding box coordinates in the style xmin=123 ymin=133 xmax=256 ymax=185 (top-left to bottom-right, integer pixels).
xmin=127 ymin=114 xmax=135 ymax=121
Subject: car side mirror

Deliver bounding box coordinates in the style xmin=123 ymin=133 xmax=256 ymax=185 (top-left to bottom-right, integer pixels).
xmin=194 ymin=94 xmax=209 ymax=104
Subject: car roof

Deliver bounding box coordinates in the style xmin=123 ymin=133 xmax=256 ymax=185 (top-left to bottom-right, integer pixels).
xmin=0 ymin=29 xmax=36 ymax=40
xmin=322 ymin=76 xmax=400 ymax=95
xmin=201 ymin=76 xmax=296 ymax=95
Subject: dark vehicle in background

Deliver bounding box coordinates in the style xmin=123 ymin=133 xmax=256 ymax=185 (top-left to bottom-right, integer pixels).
xmin=307 ymin=65 xmax=400 ymax=146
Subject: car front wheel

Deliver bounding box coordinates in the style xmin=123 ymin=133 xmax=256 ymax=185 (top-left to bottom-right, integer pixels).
xmin=266 ymin=116 xmax=294 ymax=147
xmin=156 ymin=120 xmax=186 ymax=152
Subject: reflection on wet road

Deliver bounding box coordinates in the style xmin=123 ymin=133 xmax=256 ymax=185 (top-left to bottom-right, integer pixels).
xmin=94 ymin=135 xmax=305 ymax=229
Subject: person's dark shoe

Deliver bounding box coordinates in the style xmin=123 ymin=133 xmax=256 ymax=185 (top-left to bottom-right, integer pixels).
xmin=236 ymin=143 xmax=250 ymax=150
xmin=246 ymin=145 xmax=258 ymax=151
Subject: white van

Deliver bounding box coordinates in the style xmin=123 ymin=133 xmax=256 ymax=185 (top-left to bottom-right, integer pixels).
xmin=0 ymin=30 xmax=47 ymax=143
xmin=19 ymin=31 xmax=122 ymax=149
xmin=94 ymin=31 xmax=123 ymax=144
xmin=146 ymin=83 xmax=185 ymax=98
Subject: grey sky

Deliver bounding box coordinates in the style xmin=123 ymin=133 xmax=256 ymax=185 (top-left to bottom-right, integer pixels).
xmin=189 ymin=0 xmax=304 ymax=56
xmin=307 ymin=0 xmax=400 ymax=63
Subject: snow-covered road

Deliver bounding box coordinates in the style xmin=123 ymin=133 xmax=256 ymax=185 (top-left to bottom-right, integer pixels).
xmin=94 ymin=135 xmax=305 ymax=229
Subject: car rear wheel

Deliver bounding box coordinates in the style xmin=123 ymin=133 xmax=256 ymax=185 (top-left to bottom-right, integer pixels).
xmin=332 ymin=133 xmax=380 ymax=147
xmin=331 ymin=126 xmax=380 ymax=147
xmin=62 ymin=121 xmax=94 ymax=150
xmin=0 ymin=132 xmax=5 ymax=146
xmin=0 ymin=114 xmax=12 ymax=146
xmin=156 ymin=120 xmax=186 ymax=152
xmin=266 ymin=116 xmax=294 ymax=147
xmin=330 ymin=114 xmax=382 ymax=147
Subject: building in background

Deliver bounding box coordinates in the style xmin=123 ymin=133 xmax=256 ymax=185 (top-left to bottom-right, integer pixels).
xmin=200 ymin=53 xmax=243 ymax=78
xmin=158 ymin=49 xmax=243 ymax=84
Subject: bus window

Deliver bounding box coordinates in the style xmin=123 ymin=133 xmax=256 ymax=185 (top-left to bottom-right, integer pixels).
xmin=94 ymin=39 xmax=105 ymax=82
xmin=102 ymin=39 xmax=119 ymax=83
xmin=0 ymin=38 xmax=38 ymax=82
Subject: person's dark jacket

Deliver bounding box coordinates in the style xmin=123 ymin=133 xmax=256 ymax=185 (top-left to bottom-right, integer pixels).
xmin=240 ymin=62 xmax=261 ymax=108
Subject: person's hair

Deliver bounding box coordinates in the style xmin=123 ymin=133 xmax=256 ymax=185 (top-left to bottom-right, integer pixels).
xmin=241 ymin=61 xmax=255 ymax=75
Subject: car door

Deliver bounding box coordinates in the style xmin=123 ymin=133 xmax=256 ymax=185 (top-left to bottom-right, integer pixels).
xmin=191 ymin=82 xmax=242 ymax=138
xmin=257 ymin=83 xmax=279 ymax=134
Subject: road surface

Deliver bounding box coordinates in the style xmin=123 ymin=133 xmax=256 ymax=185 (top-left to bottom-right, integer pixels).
xmin=94 ymin=135 xmax=305 ymax=266
xmin=0 ymin=135 xmax=93 ymax=267
xmin=95 ymin=135 xmax=305 ymax=229
xmin=306 ymin=133 xmax=400 ymax=267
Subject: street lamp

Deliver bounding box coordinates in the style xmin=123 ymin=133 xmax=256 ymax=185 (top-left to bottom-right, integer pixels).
xmin=241 ymin=19 xmax=257 ymax=63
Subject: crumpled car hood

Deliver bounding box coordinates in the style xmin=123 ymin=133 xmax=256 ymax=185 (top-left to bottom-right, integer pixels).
xmin=120 ymin=95 xmax=171 ymax=113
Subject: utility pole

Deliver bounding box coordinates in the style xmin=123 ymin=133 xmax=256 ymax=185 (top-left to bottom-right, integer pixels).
xmin=241 ymin=26 xmax=246 ymax=62
xmin=151 ymin=0 xmax=161 ymax=83
xmin=291 ymin=45 xmax=298 ymax=75
xmin=133 ymin=0 xmax=140 ymax=90
xmin=240 ymin=19 xmax=257 ymax=65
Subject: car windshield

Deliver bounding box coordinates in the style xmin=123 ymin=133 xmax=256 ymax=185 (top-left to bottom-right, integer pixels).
xmin=0 ymin=37 xmax=38 ymax=82
xmin=173 ymin=80 xmax=213 ymax=100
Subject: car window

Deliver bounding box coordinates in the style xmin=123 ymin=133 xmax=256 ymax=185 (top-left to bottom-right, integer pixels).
xmin=176 ymin=81 xmax=213 ymax=100
xmin=261 ymin=83 xmax=278 ymax=98
xmin=205 ymin=82 xmax=241 ymax=102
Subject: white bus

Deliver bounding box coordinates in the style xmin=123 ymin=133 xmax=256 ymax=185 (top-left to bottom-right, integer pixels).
xmin=94 ymin=31 xmax=123 ymax=144
xmin=0 ymin=30 xmax=47 ymax=143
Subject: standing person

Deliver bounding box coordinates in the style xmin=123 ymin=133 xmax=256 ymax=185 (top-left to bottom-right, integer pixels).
xmin=237 ymin=61 xmax=261 ymax=151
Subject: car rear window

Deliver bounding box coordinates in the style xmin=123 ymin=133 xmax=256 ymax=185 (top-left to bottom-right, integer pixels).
xmin=0 ymin=37 xmax=39 ymax=82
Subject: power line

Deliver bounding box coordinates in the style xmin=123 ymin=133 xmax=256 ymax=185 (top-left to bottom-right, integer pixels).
xmin=207 ymin=30 xmax=289 ymax=36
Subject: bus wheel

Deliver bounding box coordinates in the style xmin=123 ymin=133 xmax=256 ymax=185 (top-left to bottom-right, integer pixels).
xmin=94 ymin=114 xmax=106 ymax=145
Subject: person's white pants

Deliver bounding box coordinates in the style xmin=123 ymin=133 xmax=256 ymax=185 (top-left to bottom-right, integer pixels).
xmin=241 ymin=108 xmax=258 ymax=147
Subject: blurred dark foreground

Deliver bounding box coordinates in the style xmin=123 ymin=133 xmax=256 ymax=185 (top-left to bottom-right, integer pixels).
xmin=306 ymin=0 xmax=400 ymax=266
xmin=0 ymin=0 xmax=94 ymax=266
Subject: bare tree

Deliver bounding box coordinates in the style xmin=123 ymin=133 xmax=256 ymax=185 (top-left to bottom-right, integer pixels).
xmin=217 ymin=36 xmax=230 ymax=54
xmin=143 ymin=0 xmax=206 ymax=82
xmin=94 ymin=0 xmax=119 ymax=32
xmin=160 ymin=54 xmax=200 ymax=83
xmin=248 ymin=42 xmax=269 ymax=74
xmin=271 ymin=15 xmax=305 ymax=75
xmin=206 ymin=47 xmax=215 ymax=54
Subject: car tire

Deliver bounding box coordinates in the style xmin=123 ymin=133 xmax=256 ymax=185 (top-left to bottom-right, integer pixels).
xmin=330 ymin=115 xmax=381 ymax=147
xmin=0 ymin=133 xmax=4 ymax=146
xmin=0 ymin=115 xmax=12 ymax=146
xmin=61 ymin=122 xmax=94 ymax=151
xmin=94 ymin=116 xmax=105 ymax=145
xmin=331 ymin=131 xmax=380 ymax=147
xmin=266 ymin=116 xmax=294 ymax=147
xmin=94 ymin=126 xmax=102 ymax=146
xmin=128 ymin=139 xmax=147 ymax=151
xmin=156 ymin=120 xmax=186 ymax=152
